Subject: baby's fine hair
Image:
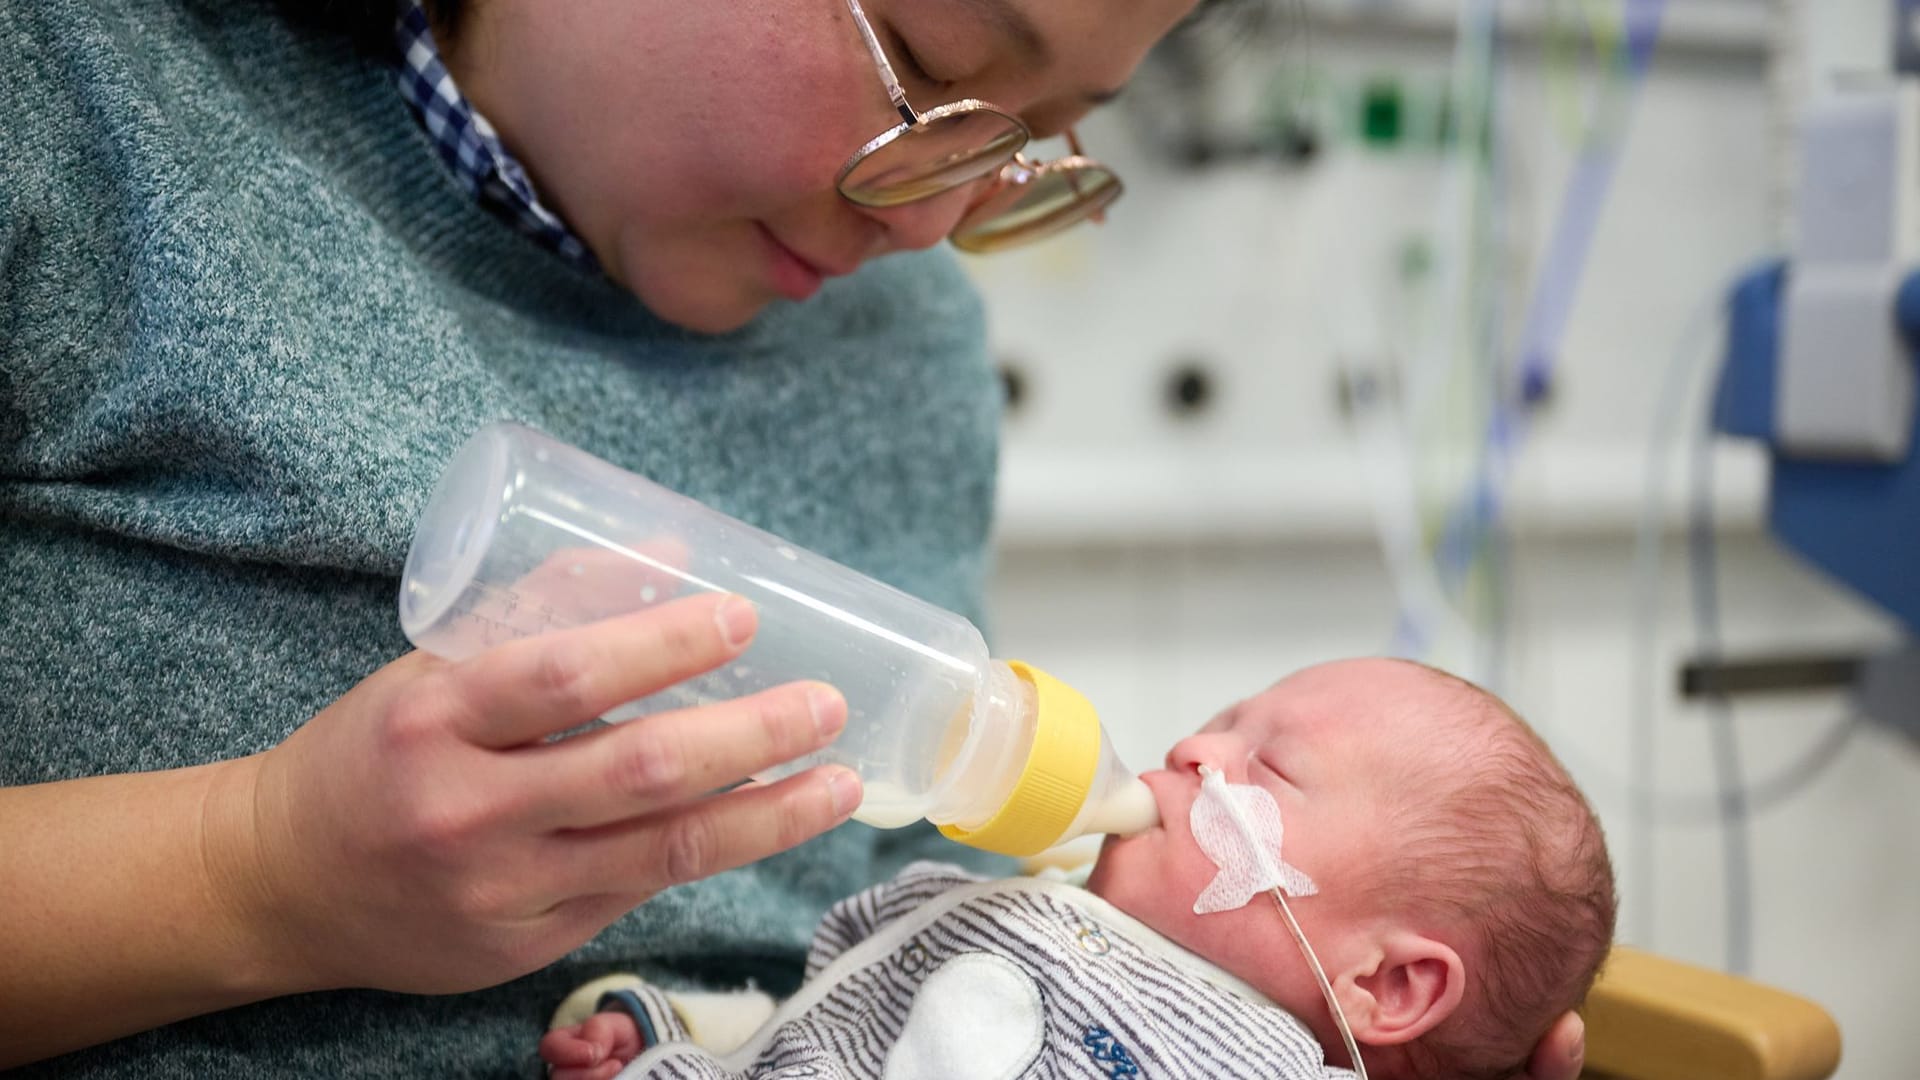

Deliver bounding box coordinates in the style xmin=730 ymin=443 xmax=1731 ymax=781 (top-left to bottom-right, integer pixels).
xmin=1373 ymin=661 xmax=1617 ymax=1080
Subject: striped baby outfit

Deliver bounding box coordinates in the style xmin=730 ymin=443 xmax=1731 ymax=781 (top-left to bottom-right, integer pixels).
xmin=612 ymin=863 xmax=1354 ymax=1079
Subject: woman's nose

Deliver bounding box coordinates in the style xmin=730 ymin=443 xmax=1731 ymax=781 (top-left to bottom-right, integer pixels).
xmin=855 ymin=183 xmax=980 ymax=252
xmin=1166 ymin=732 xmax=1247 ymax=776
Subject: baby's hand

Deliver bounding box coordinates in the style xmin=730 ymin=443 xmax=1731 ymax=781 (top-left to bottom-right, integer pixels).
xmin=539 ymin=1011 xmax=645 ymax=1080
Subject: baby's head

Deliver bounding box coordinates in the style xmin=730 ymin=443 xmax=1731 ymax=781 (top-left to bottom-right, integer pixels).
xmin=1086 ymin=658 xmax=1615 ymax=1080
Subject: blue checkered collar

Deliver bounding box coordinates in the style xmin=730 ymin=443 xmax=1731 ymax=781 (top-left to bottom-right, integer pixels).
xmin=393 ymin=2 xmax=597 ymax=269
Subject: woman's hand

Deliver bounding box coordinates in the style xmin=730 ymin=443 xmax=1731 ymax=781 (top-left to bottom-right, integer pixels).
xmin=0 ymin=591 xmax=854 ymax=1066
xmin=210 ymin=591 xmax=858 ymax=996
xmin=1525 ymin=1010 xmax=1586 ymax=1080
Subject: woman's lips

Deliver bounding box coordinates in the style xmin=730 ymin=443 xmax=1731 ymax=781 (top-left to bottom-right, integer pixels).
xmin=757 ymin=224 xmax=820 ymax=301
xmin=757 ymin=224 xmax=859 ymax=302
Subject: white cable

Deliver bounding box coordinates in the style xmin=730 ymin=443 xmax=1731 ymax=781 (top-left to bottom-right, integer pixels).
xmin=1611 ymin=257 xmax=1856 ymax=951
xmin=1270 ymin=887 xmax=1368 ymax=1080
xmin=1345 ymin=368 xmax=1477 ymax=661
xmin=1623 ymin=268 xmax=1726 ymax=944
xmin=1689 ymin=383 xmax=1754 ymax=976
xmin=1195 ymin=765 xmax=1367 ymax=1077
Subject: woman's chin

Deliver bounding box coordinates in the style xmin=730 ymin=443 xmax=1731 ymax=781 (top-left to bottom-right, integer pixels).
xmin=614 ymin=251 xmax=775 ymax=335
xmin=634 ymin=284 xmax=770 ymax=335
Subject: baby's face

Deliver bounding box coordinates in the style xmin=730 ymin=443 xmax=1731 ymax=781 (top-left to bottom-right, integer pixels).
xmin=1087 ymin=659 xmax=1437 ymax=1010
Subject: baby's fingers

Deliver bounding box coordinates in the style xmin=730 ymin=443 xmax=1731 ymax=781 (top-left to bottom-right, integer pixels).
xmin=547 ymin=1061 xmax=626 ymax=1080
xmin=584 ymin=1011 xmax=645 ymax=1064
xmin=537 ymin=1025 xmax=600 ymax=1069
xmin=539 ymin=1012 xmax=643 ymax=1080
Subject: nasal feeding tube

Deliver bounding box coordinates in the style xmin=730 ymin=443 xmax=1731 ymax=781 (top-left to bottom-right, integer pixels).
xmin=398 ymin=422 xmax=1159 ymax=857
xmin=1191 ymin=765 xmax=1368 ymax=1080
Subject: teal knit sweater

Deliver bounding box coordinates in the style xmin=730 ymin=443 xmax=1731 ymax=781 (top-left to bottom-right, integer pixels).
xmin=0 ymin=0 xmax=1007 ymax=1074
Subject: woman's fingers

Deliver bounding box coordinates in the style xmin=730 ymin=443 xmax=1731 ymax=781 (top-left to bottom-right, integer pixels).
xmin=517 ymin=681 xmax=849 ymax=831
xmin=447 ymin=592 xmax=757 ymax=748
xmin=548 ymin=766 xmax=862 ymax=898
xmin=507 ymin=541 xmax=694 ymax=626
xmin=1525 ymin=1010 xmax=1585 ymax=1080
xmin=413 ymin=542 xmax=694 ymax=660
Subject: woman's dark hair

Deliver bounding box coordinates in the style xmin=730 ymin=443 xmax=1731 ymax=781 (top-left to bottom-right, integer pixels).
xmin=391 ymin=0 xmax=1251 ymax=45
xmin=421 ymin=0 xmax=465 ymax=38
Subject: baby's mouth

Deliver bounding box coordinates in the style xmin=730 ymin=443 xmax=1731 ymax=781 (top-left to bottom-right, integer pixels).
xmin=1134 ymin=769 xmax=1191 ymax=824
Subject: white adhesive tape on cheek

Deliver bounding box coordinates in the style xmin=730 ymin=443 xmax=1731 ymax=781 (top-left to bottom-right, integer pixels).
xmin=1189 ymin=765 xmax=1318 ymax=914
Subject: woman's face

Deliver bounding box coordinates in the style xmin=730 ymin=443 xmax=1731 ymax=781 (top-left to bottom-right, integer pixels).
xmin=443 ymin=0 xmax=1197 ymax=333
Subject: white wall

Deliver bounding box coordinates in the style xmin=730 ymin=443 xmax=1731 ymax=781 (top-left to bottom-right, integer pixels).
xmin=966 ymin=2 xmax=1920 ymax=1076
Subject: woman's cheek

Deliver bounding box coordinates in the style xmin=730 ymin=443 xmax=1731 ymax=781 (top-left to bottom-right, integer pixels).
xmin=739 ymin=38 xmax=876 ymax=183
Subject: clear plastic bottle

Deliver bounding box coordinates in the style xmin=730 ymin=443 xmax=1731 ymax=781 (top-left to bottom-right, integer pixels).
xmin=398 ymin=422 xmax=1159 ymax=857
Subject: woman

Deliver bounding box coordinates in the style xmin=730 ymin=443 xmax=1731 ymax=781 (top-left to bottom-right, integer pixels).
xmin=0 ymin=0 xmax=1588 ymax=1074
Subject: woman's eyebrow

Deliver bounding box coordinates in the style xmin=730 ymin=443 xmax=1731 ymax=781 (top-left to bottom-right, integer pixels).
xmin=954 ymin=0 xmax=1128 ymax=106
xmin=956 ymin=0 xmax=1051 ymax=67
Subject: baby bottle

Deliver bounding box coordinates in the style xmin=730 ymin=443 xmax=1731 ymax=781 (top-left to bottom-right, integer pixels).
xmin=398 ymin=422 xmax=1160 ymax=857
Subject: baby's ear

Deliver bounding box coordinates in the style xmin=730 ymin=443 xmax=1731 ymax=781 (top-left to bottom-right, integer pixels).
xmin=1340 ymin=930 xmax=1465 ymax=1046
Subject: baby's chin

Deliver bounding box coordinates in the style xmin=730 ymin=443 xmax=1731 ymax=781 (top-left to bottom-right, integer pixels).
xmin=1084 ymin=811 xmax=1174 ymax=909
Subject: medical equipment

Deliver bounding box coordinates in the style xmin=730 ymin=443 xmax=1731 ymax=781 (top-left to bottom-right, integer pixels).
xmin=1713 ymin=62 xmax=1920 ymax=638
xmin=1706 ymin=73 xmax=1920 ymax=737
xmin=1189 ymin=765 xmax=1366 ymax=1080
xmin=399 ymin=422 xmax=1158 ymax=856
xmin=1663 ymin=70 xmax=1920 ymax=979
xmin=1189 ymin=765 xmax=1318 ymax=911
xmin=1718 ymin=266 xmax=1920 ymax=640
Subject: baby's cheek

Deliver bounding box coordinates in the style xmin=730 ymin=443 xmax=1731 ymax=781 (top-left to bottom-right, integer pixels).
xmin=1097 ymin=837 xmax=1199 ymax=919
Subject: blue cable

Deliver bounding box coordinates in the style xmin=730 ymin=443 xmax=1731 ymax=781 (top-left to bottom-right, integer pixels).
xmin=1514 ymin=0 xmax=1670 ymax=402
xmin=1432 ymin=0 xmax=1671 ymax=595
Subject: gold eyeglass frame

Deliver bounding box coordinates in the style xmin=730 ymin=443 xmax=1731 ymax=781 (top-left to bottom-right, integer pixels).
xmin=833 ymin=0 xmax=1123 ymax=253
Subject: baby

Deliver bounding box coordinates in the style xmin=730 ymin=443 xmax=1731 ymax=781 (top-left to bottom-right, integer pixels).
xmin=540 ymin=658 xmax=1616 ymax=1080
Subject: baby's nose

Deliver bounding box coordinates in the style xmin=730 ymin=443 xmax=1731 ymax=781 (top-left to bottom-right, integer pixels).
xmin=1165 ymin=732 xmax=1244 ymax=776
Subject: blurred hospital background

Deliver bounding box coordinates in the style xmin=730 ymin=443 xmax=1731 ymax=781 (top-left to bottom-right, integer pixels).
xmin=963 ymin=1 xmax=1918 ymax=1076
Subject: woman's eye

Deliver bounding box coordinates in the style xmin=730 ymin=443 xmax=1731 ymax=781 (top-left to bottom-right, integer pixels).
xmin=888 ymin=29 xmax=947 ymax=88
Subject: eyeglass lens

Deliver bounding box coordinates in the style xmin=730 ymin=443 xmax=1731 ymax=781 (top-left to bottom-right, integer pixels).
xmin=951 ymin=162 xmax=1123 ymax=253
xmin=839 ymin=108 xmax=1029 ymax=207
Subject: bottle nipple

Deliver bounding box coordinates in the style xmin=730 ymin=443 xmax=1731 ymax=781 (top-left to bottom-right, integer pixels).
xmin=1078 ymin=775 xmax=1160 ymax=837
xmin=936 ymin=662 xmax=1157 ymax=856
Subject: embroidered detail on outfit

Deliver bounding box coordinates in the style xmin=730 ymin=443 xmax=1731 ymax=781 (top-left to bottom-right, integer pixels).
xmin=897 ymin=941 xmax=932 ymax=974
xmin=392 ymin=1 xmax=598 ymax=267
xmin=1082 ymin=1025 xmax=1143 ymax=1079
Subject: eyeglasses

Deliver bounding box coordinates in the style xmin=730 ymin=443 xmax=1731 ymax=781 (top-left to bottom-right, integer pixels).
xmin=835 ymin=0 xmax=1124 ymax=254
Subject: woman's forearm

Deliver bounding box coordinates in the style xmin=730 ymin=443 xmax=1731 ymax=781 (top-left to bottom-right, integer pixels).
xmin=0 ymin=599 xmax=859 ymax=1067
xmin=0 ymin=756 xmax=299 ymax=1067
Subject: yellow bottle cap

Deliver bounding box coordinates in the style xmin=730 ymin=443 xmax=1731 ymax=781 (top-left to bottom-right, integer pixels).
xmin=938 ymin=660 xmax=1101 ymax=857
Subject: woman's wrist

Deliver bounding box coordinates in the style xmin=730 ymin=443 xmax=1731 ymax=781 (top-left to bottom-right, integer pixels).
xmin=196 ymin=752 xmax=328 ymax=1003
xmin=0 ymin=759 xmax=314 ymax=1066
